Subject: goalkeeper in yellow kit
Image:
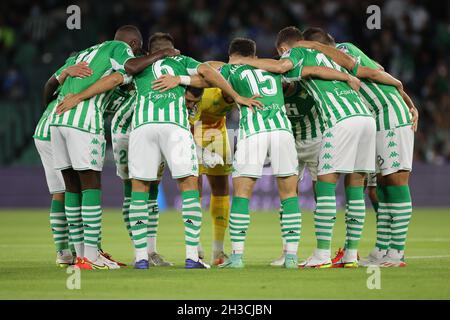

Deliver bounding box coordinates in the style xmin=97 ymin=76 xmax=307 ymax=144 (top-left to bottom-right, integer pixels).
xmin=186 ymin=86 xmax=234 ymax=265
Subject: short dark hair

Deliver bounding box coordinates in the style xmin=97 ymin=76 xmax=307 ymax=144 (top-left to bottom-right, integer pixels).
xmin=148 ymin=32 xmax=174 ymax=52
xmin=114 ymin=25 xmax=143 ymax=43
xmin=302 ymin=27 xmax=336 ymax=46
xmin=116 ymin=25 xmax=141 ymax=35
xmin=186 ymin=86 xmax=204 ymax=98
xmin=228 ymin=38 xmax=256 ymax=57
xmin=276 ymin=26 xmax=303 ymax=48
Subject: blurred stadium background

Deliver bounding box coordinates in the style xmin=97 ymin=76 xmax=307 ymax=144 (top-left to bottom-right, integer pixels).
xmin=0 ymin=0 xmax=449 ymax=209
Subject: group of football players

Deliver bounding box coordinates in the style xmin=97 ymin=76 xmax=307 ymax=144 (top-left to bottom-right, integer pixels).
xmin=34 ymin=24 xmax=418 ymax=270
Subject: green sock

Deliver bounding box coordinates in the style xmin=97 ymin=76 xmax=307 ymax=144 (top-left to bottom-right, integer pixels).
xmin=65 ymin=192 xmax=83 ymax=257
xmin=280 ymin=197 xmax=301 ymax=255
xmin=122 ymin=180 xmax=132 ymax=240
xmin=344 ymin=186 xmax=366 ymax=250
xmin=229 ymin=197 xmax=250 ymax=255
xmin=82 ymin=189 xmax=102 ymax=261
xmin=148 ymin=184 xmax=159 ymax=253
xmin=314 ymin=181 xmax=337 ymax=250
xmin=50 ymin=199 xmax=69 ymax=252
xmin=375 ymin=186 xmax=391 ymax=250
xmin=129 ymin=191 xmax=149 ymax=261
xmin=386 ymin=185 xmax=412 ymax=251
xmin=182 ymin=190 xmax=202 ymax=261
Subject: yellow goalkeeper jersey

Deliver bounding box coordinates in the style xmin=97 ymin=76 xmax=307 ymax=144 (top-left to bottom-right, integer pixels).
xmin=189 ymin=88 xmax=234 ymax=176
xmin=189 ymin=88 xmax=234 ymax=129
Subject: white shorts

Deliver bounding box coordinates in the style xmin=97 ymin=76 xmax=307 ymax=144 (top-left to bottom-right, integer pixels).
xmin=318 ymin=116 xmax=376 ymax=175
xmin=376 ymin=125 xmax=414 ymax=176
xmin=129 ymin=124 xmax=198 ymax=181
xmin=232 ymin=130 xmax=298 ymax=178
xmin=112 ymin=133 xmax=130 ymax=180
xmin=34 ymin=139 xmax=65 ymax=194
xmin=296 ymin=136 xmax=321 ymax=181
xmin=113 ymin=132 xmax=166 ymax=180
xmin=50 ymin=126 xmax=105 ymax=171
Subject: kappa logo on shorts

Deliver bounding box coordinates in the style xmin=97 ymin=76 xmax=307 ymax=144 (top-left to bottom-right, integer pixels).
xmin=324 ymin=142 xmax=333 ymax=149
xmin=91 ymin=160 xmax=97 ymax=166
xmin=322 ymin=153 xmax=332 ymax=160
xmin=386 ymin=131 xmax=396 ymax=138
xmin=388 ymin=141 xmax=397 ymax=148
xmin=322 ymin=164 xmax=333 ymax=170
xmin=91 ymin=149 xmax=99 ymax=156
xmin=389 ymin=151 xmax=399 ymax=158
xmin=325 ymin=132 xmax=334 ymax=138
xmin=91 ymin=138 xmax=100 ymax=145
xmin=392 ymin=161 xmax=401 ymax=169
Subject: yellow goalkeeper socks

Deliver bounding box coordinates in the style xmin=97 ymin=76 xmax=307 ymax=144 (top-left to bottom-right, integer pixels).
xmin=210 ymin=195 xmax=230 ymax=250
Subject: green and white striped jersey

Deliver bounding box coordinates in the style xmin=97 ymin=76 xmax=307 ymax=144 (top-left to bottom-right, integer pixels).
xmin=51 ymin=40 xmax=135 ymax=134
xmin=281 ymin=47 xmax=372 ymax=130
xmin=220 ymin=64 xmax=291 ymax=139
xmin=104 ymin=86 xmax=131 ymax=116
xmin=111 ymin=92 xmax=136 ymax=135
xmin=103 ymin=86 xmax=135 ymax=135
xmin=337 ymin=42 xmax=412 ymax=131
xmin=33 ymin=55 xmax=77 ymax=141
xmin=284 ymin=82 xmax=325 ymax=140
xmin=34 ymin=100 xmax=57 ymax=141
xmin=133 ymin=55 xmax=201 ymax=130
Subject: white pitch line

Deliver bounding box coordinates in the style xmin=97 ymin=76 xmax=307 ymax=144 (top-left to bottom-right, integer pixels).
xmin=408 ymin=255 xmax=450 ymax=259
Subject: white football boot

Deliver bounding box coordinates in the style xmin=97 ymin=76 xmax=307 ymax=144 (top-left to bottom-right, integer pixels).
xmin=359 ymin=247 xmax=387 ymax=267
xmin=97 ymin=253 xmax=121 ymax=269
xmin=269 ymin=252 xmax=286 ymax=267
xmin=299 ymin=249 xmax=332 ymax=268
xmin=56 ymin=250 xmax=75 ymax=268
xmin=379 ymin=249 xmax=406 ymax=267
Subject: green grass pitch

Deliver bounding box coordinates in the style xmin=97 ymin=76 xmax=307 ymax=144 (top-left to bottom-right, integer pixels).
xmin=0 ymin=208 xmax=449 ymax=299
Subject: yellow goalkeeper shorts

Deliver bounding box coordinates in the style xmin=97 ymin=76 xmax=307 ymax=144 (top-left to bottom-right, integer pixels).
xmin=193 ymin=121 xmax=232 ymax=176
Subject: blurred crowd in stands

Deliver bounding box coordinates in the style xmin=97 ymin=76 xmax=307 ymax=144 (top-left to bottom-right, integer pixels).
xmin=1 ymin=0 xmax=449 ymax=164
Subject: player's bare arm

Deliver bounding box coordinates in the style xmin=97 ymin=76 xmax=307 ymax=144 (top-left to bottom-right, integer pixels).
xmin=152 ymin=74 xmax=209 ymax=92
xmin=152 ymin=60 xmax=226 ymax=92
xmin=301 ymin=66 xmax=361 ymax=91
xmin=296 ymin=40 xmax=357 ymax=71
xmin=400 ymin=90 xmax=419 ymax=132
xmin=295 ymin=40 xmax=402 ymax=90
xmin=206 ymin=61 xmax=225 ymax=69
xmin=197 ymin=63 xmax=263 ymax=110
xmin=57 ymin=62 xmax=93 ymax=84
xmin=56 ymin=72 xmax=125 ymax=114
xmin=42 ymin=62 xmax=93 ymax=106
xmin=356 ymin=67 xmax=403 ymax=91
xmin=229 ymin=56 xmax=294 ymax=74
xmin=124 ymin=48 xmax=180 ymax=75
